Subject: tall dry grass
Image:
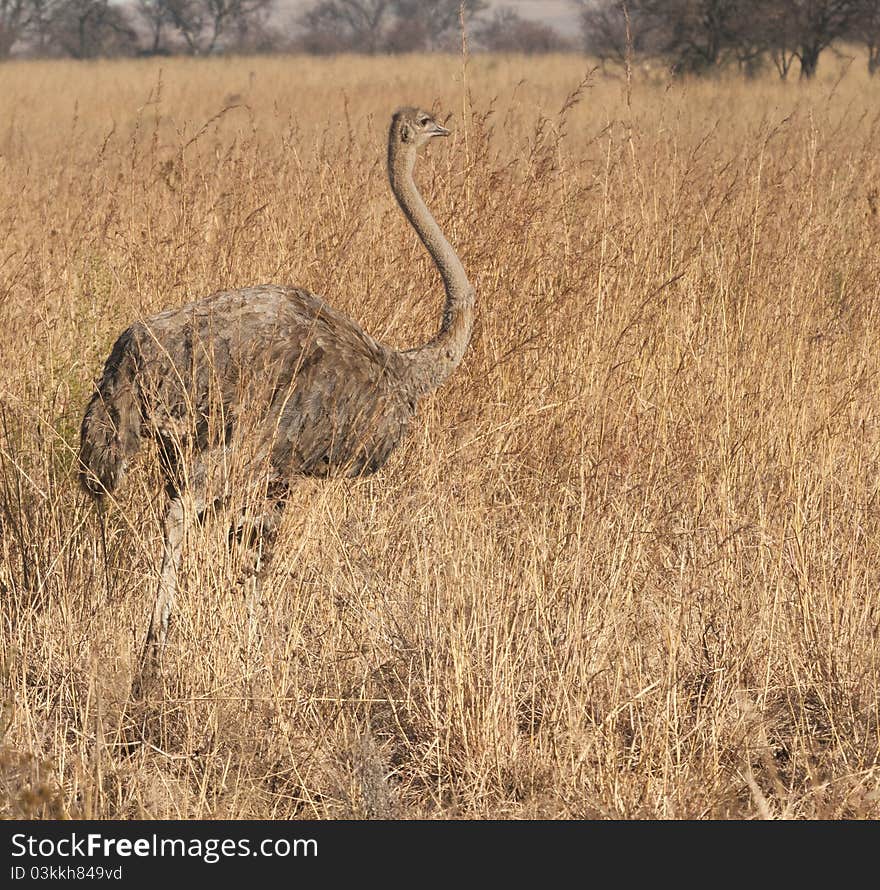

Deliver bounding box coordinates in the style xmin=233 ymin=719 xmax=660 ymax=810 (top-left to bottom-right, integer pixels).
xmin=1 ymin=52 xmax=880 ymax=819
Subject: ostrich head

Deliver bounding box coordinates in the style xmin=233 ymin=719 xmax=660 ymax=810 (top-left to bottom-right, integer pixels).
xmin=390 ymin=107 xmax=450 ymax=150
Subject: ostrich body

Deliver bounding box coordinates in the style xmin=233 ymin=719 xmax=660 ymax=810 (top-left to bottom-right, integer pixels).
xmin=79 ymin=108 xmax=475 ymax=682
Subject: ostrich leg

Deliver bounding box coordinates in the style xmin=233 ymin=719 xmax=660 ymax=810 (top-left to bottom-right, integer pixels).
xmin=132 ymin=495 xmax=189 ymax=698
xmin=148 ymin=496 xmax=187 ymax=659
xmin=234 ymin=499 xmax=286 ymax=659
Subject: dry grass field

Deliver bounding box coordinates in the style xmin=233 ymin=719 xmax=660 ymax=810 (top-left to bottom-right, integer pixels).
xmin=1 ymin=51 xmax=880 ymax=820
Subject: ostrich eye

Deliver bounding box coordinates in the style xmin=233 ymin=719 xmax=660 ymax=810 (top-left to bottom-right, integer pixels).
xmin=419 ymin=116 xmax=430 ymax=126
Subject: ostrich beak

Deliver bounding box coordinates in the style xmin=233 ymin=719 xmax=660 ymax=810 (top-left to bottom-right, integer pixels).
xmin=428 ymin=121 xmax=450 ymax=138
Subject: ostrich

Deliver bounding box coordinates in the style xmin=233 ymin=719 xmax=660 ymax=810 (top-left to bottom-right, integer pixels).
xmin=79 ymin=108 xmax=475 ymax=689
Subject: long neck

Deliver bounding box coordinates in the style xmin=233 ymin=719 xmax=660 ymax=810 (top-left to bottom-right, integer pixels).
xmin=389 ymin=138 xmax=474 ymax=398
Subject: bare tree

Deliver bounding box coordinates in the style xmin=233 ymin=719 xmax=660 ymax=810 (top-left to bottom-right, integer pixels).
xmin=0 ymin=0 xmax=34 ymax=56
xmin=0 ymin=0 xmax=66 ymax=56
xmin=135 ymin=0 xmax=170 ymax=54
xmin=847 ymin=0 xmax=880 ymax=75
xmin=575 ymin=0 xmax=677 ymax=68
xmin=771 ymin=0 xmax=861 ymax=78
xmin=162 ymin=0 xmax=272 ymax=54
xmin=477 ymin=7 xmax=567 ymax=53
xmin=297 ymin=0 xmax=394 ymax=53
xmin=624 ymin=0 xmax=748 ymax=74
xmin=576 ymin=0 xmax=863 ymax=78
xmin=48 ymin=0 xmax=137 ymax=58
xmin=867 ymin=4 xmax=880 ymax=75
xmin=22 ymin=0 xmax=60 ymax=53
xmin=577 ymin=0 xmax=630 ymax=65
xmin=383 ymin=16 xmax=429 ymax=51
xmin=754 ymin=2 xmax=800 ymax=79
xmin=666 ymin=0 xmax=749 ymax=72
xmin=726 ymin=1 xmax=772 ymax=76
xmin=391 ymin=0 xmax=487 ymax=50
